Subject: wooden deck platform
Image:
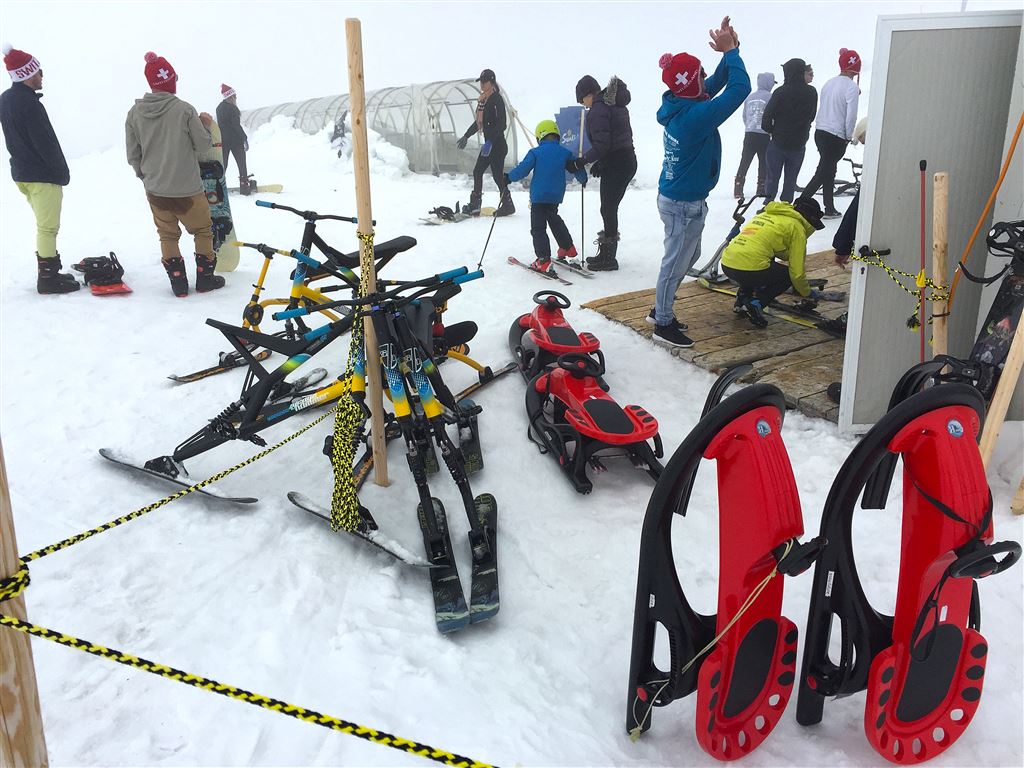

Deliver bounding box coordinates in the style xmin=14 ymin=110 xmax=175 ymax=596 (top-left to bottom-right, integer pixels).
xmin=582 ymin=250 xmax=849 ymax=423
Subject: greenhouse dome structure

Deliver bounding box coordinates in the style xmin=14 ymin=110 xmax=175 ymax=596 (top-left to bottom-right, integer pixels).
xmin=240 ymin=79 xmax=522 ymax=175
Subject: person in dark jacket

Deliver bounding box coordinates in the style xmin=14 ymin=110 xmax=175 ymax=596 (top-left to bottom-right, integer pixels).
xmin=216 ymin=83 xmax=250 ymax=193
xmin=761 ymin=58 xmax=817 ymax=203
xmin=571 ymin=74 xmax=636 ymax=271
xmin=457 ymin=69 xmax=513 ymax=216
xmin=0 ymin=43 xmax=79 ymax=294
xmin=505 ymin=119 xmax=588 ymax=277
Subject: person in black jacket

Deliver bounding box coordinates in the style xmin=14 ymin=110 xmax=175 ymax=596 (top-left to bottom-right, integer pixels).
xmin=570 ymin=74 xmax=637 ymax=271
xmin=0 ymin=43 xmax=79 ymax=294
xmin=760 ymin=58 xmax=817 ymax=203
xmin=216 ymin=83 xmax=250 ymax=193
xmin=457 ymin=69 xmax=513 ymax=217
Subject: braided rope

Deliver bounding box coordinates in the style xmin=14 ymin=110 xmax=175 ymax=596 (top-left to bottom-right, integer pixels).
xmin=851 ymin=249 xmax=950 ymax=329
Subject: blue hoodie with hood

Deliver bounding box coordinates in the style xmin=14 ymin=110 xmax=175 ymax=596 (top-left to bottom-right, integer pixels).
xmin=657 ymin=48 xmax=751 ymax=202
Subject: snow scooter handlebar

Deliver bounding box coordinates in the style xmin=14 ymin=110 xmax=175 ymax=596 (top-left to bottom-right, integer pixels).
xmin=255 ymin=200 xmax=373 ymax=226
xmin=234 ymin=241 xmax=291 ymax=258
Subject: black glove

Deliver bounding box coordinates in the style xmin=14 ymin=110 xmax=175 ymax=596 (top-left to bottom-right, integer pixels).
xmin=590 ymin=161 xmax=603 ymax=178
xmin=565 ymin=157 xmax=586 ymax=173
xmin=456 ymin=136 xmax=468 ymax=150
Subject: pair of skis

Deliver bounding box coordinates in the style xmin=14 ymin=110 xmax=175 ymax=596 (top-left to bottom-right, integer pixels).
xmin=507 ymin=256 xmax=595 ymax=285
xmin=697 ymin=278 xmax=847 ymax=337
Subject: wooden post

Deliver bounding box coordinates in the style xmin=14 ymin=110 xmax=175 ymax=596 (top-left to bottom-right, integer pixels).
xmin=0 ymin=439 xmax=48 ymax=766
xmin=1011 ymin=476 xmax=1024 ymax=515
xmin=345 ymin=18 xmax=388 ymax=486
xmin=931 ymin=172 xmax=949 ymax=358
xmin=978 ymin=320 xmax=1024 ymax=467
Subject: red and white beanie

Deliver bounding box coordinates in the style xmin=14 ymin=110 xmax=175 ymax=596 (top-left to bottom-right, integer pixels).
xmin=3 ymin=43 xmax=41 ymax=82
xmin=144 ymin=51 xmax=177 ymax=93
xmin=839 ymin=48 xmax=862 ymax=73
xmin=660 ymin=52 xmax=703 ymax=98
xmin=221 ymin=83 xmax=236 ymax=100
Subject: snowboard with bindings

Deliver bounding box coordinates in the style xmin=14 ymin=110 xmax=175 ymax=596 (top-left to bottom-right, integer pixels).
xmin=230 ymin=184 xmax=284 ymax=194
xmin=968 ymin=265 xmax=1024 ymax=400
xmin=72 ymin=253 xmax=132 ymax=295
xmin=420 ymin=204 xmax=496 ymax=226
xmin=198 ymin=121 xmax=241 ymax=272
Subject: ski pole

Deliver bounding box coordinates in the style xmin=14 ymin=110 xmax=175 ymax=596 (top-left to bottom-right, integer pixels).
xmin=477 ymin=213 xmax=497 ymax=270
xmin=579 ymin=107 xmax=586 ymax=262
xmin=919 ymin=159 xmax=927 ymax=362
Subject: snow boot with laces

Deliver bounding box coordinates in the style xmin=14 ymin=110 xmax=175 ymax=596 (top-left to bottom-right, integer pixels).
xmin=587 ymin=231 xmax=619 ymax=271
xmin=195 ymin=253 xmax=226 ymax=293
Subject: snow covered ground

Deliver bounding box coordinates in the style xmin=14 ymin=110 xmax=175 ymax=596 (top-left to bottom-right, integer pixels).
xmin=1 ymin=115 xmax=1022 ymax=767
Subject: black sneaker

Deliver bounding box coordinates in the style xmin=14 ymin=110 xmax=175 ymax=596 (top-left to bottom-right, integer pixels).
xmin=744 ymin=299 xmax=768 ymax=328
xmin=652 ymin=319 xmax=694 ymax=348
xmin=822 ymin=209 xmax=842 ymax=219
xmin=645 ymin=308 xmax=687 ymax=330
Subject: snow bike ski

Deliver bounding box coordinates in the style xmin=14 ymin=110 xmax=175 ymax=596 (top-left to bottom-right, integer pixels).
xmin=168 ymin=348 xmax=272 ymax=384
xmin=508 ymin=256 xmax=572 ymax=285
xmin=508 ymin=290 xmax=600 ymax=380
xmin=687 ymin=195 xmax=762 ymax=283
xmin=626 ymin=369 xmax=823 ymax=760
xmin=98 ymin=448 xmax=258 ymax=504
xmin=796 ymin=382 xmax=1020 ymax=764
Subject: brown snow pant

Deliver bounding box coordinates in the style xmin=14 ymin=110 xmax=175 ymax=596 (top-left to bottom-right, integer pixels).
xmin=147 ymin=191 xmax=214 ymax=262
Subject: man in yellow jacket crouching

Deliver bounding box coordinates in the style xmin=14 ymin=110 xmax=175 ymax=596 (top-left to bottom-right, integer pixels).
xmin=720 ymin=198 xmax=825 ymax=327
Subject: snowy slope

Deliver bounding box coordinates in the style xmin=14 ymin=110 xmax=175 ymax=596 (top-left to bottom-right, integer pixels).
xmin=1 ymin=118 xmax=1021 ymax=768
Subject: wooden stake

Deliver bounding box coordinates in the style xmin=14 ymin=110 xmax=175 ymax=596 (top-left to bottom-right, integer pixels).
xmin=931 ymin=172 xmax=949 ymax=358
xmin=0 ymin=439 xmax=48 ymax=766
xmin=345 ymin=18 xmax=388 ymax=486
xmin=979 ymin=319 xmax=1024 ymax=468
xmin=1011 ymin=476 xmax=1024 ymax=515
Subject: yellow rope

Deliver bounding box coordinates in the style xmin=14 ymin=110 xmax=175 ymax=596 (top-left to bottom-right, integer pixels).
xmin=851 ymin=249 xmax=950 ymax=330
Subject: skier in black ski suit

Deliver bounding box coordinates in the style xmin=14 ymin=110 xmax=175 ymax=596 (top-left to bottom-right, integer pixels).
xmin=216 ymin=83 xmax=250 ymax=193
xmin=457 ymin=69 xmax=514 ymax=216
xmin=568 ymin=74 xmax=637 ymax=271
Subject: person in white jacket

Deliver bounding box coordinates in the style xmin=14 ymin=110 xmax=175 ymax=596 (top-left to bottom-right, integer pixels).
xmin=799 ymin=48 xmax=862 ymax=218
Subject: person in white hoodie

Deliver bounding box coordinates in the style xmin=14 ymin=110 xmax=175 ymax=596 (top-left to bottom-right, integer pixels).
xmin=799 ymin=48 xmax=862 ymax=218
xmin=734 ymin=71 xmax=775 ymax=199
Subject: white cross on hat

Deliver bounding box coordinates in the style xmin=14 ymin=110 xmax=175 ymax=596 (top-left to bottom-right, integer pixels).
xmin=676 ymin=71 xmax=690 ymax=87
xmin=157 ymin=67 xmax=170 ymax=80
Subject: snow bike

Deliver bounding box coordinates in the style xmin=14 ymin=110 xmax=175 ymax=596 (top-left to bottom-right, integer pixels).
xmin=507 ymin=290 xmax=600 ymax=380
xmin=686 ymin=195 xmax=763 ymax=283
xmin=796 ymin=157 xmax=862 ymax=198
xmin=795 ymin=381 xmax=1020 ymax=764
xmin=525 ymin=352 xmax=664 ymax=494
xmin=626 ymin=365 xmax=824 ymax=760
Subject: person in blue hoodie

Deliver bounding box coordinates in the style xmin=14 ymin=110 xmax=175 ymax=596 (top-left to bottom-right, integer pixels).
xmin=505 ymin=119 xmax=588 ymax=277
xmin=652 ymin=17 xmax=751 ymax=349
xmin=734 ymin=72 xmax=775 ymax=200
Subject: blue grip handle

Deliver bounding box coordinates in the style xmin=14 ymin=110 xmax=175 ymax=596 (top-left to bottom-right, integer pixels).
xmin=255 ymin=200 xmax=273 ymax=208
xmin=291 ymin=250 xmax=319 ymax=267
xmin=437 ymin=266 xmax=469 ymax=281
xmin=273 ymin=307 xmax=309 ymax=320
xmin=453 ymin=269 xmax=484 ymax=285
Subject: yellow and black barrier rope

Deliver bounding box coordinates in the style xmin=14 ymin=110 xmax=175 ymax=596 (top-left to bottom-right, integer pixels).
xmin=851 ymin=248 xmax=950 ymax=330
xmin=0 ymin=614 xmax=494 ymax=768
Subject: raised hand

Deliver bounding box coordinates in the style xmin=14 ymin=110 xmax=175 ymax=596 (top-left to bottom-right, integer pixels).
xmin=708 ymin=17 xmax=737 ymax=53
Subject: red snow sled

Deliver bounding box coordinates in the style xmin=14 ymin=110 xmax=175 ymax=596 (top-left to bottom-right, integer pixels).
xmin=73 ymin=253 xmax=132 ymax=295
xmin=508 ymin=290 xmax=599 ymax=380
xmin=626 ymin=367 xmax=823 ymax=760
xmin=796 ymin=383 xmax=1020 ymax=764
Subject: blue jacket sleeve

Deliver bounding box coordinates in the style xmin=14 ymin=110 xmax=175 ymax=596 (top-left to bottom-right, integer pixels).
xmin=703 ymin=52 xmax=731 ymax=98
xmin=694 ymin=49 xmax=751 ymax=131
xmin=507 ymin=149 xmax=536 ymax=183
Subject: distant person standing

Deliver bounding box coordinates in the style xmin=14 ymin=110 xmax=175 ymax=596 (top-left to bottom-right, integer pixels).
xmin=0 ymin=43 xmax=79 ymax=294
xmin=126 ymin=52 xmax=225 ymax=297
xmin=456 ymin=68 xmax=514 ymax=217
xmin=651 ymin=16 xmax=750 ymax=348
xmin=799 ymin=48 xmax=862 ymax=219
xmin=734 ymin=72 xmax=775 ymax=200
xmin=761 ymin=58 xmax=817 ymax=203
xmin=216 ymin=83 xmax=250 ymax=194
xmin=570 ymin=73 xmax=636 ymax=271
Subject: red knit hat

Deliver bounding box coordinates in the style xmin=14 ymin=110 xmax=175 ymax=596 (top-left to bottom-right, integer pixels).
xmin=144 ymin=51 xmax=177 ymax=93
xmin=221 ymin=83 xmax=236 ymax=100
xmin=660 ymin=52 xmax=703 ymax=98
xmin=839 ymin=48 xmax=862 ymax=73
xmin=3 ymin=43 xmax=41 ymax=82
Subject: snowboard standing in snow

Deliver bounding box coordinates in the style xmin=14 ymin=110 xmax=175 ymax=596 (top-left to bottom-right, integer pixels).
xmin=198 ymin=121 xmax=241 ymax=272
xmin=420 ymin=203 xmax=496 ymax=225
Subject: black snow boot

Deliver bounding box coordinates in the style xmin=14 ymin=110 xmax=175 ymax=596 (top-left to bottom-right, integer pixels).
xmin=163 ymin=256 xmax=189 ymax=297
xmin=734 ymin=176 xmax=744 ymax=200
xmin=36 ymin=254 xmax=81 ymax=294
xmin=239 ymin=176 xmax=252 ymax=196
xmin=195 ymin=253 xmax=226 ymax=293
xmin=463 ymin=191 xmax=482 ymax=216
xmin=587 ymin=231 xmax=619 ymax=271
xmin=495 ymin=188 xmax=516 ymax=217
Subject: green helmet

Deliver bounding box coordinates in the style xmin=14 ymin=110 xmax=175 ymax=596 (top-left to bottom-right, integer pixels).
xmin=535 ymin=119 xmax=560 ymax=141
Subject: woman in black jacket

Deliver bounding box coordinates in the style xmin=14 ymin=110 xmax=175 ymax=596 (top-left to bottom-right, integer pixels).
xmin=760 ymin=58 xmax=817 ymax=203
xmin=572 ymin=75 xmax=636 ymax=271
xmin=457 ymin=68 xmax=514 ymax=216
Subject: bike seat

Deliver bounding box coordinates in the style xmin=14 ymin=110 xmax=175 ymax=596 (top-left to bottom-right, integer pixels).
xmin=328 ymin=236 xmax=417 ymax=269
xmin=206 ymin=318 xmax=307 ymax=357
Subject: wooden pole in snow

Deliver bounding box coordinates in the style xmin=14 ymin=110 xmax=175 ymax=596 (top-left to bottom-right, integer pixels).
xmin=931 ymin=172 xmax=949 ymax=358
xmin=0 ymin=438 xmax=49 ymax=766
xmin=345 ymin=18 xmax=388 ymax=486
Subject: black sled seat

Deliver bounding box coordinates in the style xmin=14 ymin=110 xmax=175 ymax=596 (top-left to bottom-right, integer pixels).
xmin=326 ymin=235 xmax=417 ymax=270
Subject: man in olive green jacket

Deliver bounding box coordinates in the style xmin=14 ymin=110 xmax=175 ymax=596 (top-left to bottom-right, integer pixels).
xmin=720 ymin=198 xmax=825 ymax=327
xmin=125 ymin=51 xmax=224 ymax=297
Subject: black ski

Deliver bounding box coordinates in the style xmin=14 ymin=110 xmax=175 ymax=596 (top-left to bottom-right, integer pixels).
xmin=418 ymin=498 xmax=471 ymax=633
xmin=508 ymin=256 xmax=573 ymax=285
xmin=554 ymin=257 xmax=595 ymax=278
xmin=469 ymin=493 xmax=499 ymax=623
xmin=169 ymin=349 xmax=271 ymax=383
xmin=286 ymin=492 xmax=433 ymax=567
xmin=455 ymin=397 xmax=484 ymax=474
xmin=98 ymin=448 xmax=258 ymax=503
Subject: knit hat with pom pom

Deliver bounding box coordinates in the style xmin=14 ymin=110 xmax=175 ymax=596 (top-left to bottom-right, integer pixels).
xmin=144 ymin=52 xmax=177 ymax=93
xmin=3 ymin=43 xmax=41 ymax=82
xmin=839 ymin=48 xmax=862 ymax=73
xmin=660 ymin=51 xmax=703 ymax=98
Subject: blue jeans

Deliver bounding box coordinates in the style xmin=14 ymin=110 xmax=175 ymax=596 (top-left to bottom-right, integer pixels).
xmin=655 ymin=195 xmax=707 ymax=325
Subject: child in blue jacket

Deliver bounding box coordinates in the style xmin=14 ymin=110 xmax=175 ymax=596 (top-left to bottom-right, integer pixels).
xmin=506 ymin=119 xmax=588 ymax=276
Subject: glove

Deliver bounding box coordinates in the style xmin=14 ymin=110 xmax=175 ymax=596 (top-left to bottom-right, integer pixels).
xmin=481 ymin=141 xmax=492 ymax=157
xmin=808 ymin=289 xmax=824 ymax=301
xmin=591 ymin=161 xmax=603 ymax=178
xmin=243 ymin=140 xmax=249 ymax=152
xmin=565 ymin=157 xmax=586 ymax=173
xmin=456 ymin=136 xmax=468 ymax=150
